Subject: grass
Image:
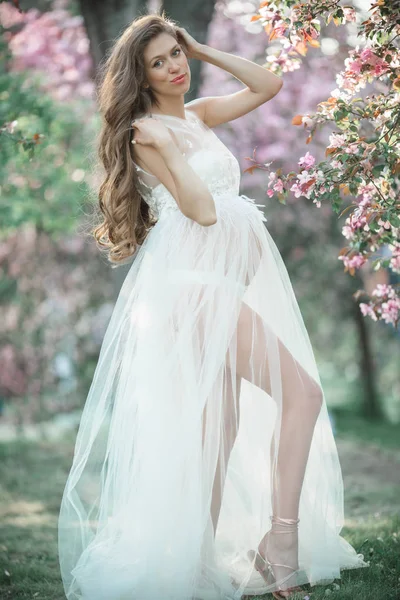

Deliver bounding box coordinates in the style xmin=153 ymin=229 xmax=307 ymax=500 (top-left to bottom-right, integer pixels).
xmin=0 ymin=436 xmax=72 ymax=600
xmin=0 ymin=416 xmax=399 ymax=600
xmin=265 ymin=519 xmax=400 ymax=600
xmin=332 ymin=407 xmax=400 ymax=451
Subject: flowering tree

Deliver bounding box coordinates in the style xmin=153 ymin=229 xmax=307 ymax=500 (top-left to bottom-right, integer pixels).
xmin=200 ymin=1 xmax=396 ymax=418
xmin=247 ymin=0 xmax=400 ymax=328
xmin=0 ymin=0 xmax=94 ymax=100
xmin=0 ymin=0 xmax=94 ymax=161
xmin=0 ymin=1 xmax=105 ymax=422
xmin=1 ymin=0 xmax=398 ymax=422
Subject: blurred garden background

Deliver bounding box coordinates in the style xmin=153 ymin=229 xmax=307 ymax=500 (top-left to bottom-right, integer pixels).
xmin=0 ymin=0 xmax=399 ymax=598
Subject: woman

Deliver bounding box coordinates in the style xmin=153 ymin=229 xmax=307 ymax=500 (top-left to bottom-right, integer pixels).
xmin=58 ymin=12 xmax=367 ymax=600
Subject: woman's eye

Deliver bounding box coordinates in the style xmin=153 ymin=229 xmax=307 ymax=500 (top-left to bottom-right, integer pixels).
xmin=153 ymin=48 xmax=180 ymax=68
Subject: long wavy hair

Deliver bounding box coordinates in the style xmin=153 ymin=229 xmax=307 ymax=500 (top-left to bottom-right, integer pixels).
xmin=93 ymin=13 xmax=188 ymax=266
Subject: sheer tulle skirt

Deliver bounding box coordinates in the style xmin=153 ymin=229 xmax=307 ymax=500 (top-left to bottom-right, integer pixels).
xmin=58 ymin=193 xmax=366 ymax=600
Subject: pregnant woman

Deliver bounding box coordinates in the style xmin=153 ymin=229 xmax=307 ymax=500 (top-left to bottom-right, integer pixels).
xmin=58 ymin=12 xmax=367 ymax=600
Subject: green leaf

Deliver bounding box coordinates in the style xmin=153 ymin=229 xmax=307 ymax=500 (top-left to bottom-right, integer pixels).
xmin=372 ymin=164 xmax=386 ymax=177
xmin=389 ymin=214 xmax=400 ymax=227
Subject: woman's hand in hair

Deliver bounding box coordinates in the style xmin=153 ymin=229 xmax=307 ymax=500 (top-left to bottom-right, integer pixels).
xmin=131 ymin=117 xmax=175 ymax=150
xmin=175 ymin=27 xmax=202 ymax=60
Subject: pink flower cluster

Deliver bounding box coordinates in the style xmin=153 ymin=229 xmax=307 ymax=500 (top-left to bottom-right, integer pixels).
xmin=342 ymin=204 xmax=370 ymax=240
xmin=292 ymin=153 xmax=326 ymax=206
xmin=327 ymin=133 xmax=364 ymax=157
xmin=390 ymin=245 xmax=400 ymax=274
xmin=265 ymin=151 xmax=331 ymax=207
xmin=1 ymin=2 xmax=94 ymax=102
xmin=298 ymin=151 xmax=316 ymax=169
xmin=361 ymin=284 xmax=400 ymax=326
xmin=249 ymin=0 xmax=400 ymax=325
xmin=335 ymin=45 xmax=392 ymax=96
xmin=343 ymin=8 xmax=357 ymax=23
xmin=266 ymin=171 xmax=284 ymax=197
xmin=328 ymin=133 xmax=347 ymax=149
xmin=338 ymin=253 xmax=366 ymax=270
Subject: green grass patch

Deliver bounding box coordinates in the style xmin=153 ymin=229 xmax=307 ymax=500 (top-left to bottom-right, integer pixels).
xmin=332 ymin=408 xmax=400 ymax=451
xmin=0 ymin=438 xmax=72 ymax=600
xmin=0 ymin=424 xmax=399 ymax=599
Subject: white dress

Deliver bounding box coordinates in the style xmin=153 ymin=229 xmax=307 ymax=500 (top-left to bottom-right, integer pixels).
xmin=58 ymin=107 xmax=367 ymax=600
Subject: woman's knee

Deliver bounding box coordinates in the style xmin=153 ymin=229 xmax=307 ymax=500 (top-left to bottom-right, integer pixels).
xmin=308 ymin=377 xmax=323 ymax=416
xmin=288 ymin=375 xmax=323 ymax=418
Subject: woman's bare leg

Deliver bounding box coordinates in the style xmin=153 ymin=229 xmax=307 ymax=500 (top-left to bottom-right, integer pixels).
xmin=202 ymin=367 xmax=242 ymax=536
xmin=202 ymin=294 xmax=322 ymax=582
xmin=212 ymin=368 xmax=242 ymax=535
xmin=235 ymin=301 xmax=322 ymax=593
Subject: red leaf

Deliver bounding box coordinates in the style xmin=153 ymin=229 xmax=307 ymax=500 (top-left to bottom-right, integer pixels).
xmin=292 ymin=115 xmax=303 ymax=126
xmin=243 ymin=165 xmax=259 ymax=175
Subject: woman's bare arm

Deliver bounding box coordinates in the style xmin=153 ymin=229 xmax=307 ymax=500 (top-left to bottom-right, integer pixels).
xmin=133 ymin=120 xmax=217 ymax=227
xmin=158 ymin=141 xmax=217 ymax=226
xmin=135 ymin=143 xmax=217 ymax=226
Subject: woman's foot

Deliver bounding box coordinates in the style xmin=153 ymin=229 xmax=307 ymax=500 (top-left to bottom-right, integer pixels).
xmin=256 ymin=516 xmax=301 ymax=598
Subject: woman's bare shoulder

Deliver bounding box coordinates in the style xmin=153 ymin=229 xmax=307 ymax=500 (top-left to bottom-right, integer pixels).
xmin=184 ymin=100 xmax=207 ymax=124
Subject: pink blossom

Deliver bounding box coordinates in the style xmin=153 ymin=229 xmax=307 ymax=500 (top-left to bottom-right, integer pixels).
xmin=360 ymin=48 xmax=375 ymax=62
xmin=343 ymin=8 xmax=357 ymax=23
xmin=298 ymin=151 xmax=315 ymax=169
xmin=298 ymin=170 xmax=314 ymax=185
xmin=0 ymin=3 xmax=30 ymax=27
xmin=267 ymin=189 xmax=275 ymax=197
xmin=381 ymin=298 xmax=400 ymax=325
xmin=260 ymin=8 xmax=276 ymax=20
xmin=331 ymin=159 xmax=343 ymax=169
xmin=357 ymin=199 xmax=372 ymax=212
xmin=342 ymin=225 xmax=354 ymax=240
xmin=377 ymin=218 xmax=391 ymax=230
xmin=273 ymin=178 xmax=284 ymax=192
xmin=358 ymin=183 xmax=375 ymax=199
xmin=372 ymin=60 xmax=390 ymax=77
xmin=348 ymin=59 xmax=362 ymax=74
xmin=390 ymin=245 xmax=400 ymax=273
xmin=360 ymin=303 xmax=378 ymax=321
xmin=273 ymin=21 xmax=288 ymax=38
xmin=5 ymin=6 xmax=94 ymax=102
xmin=290 ymin=182 xmax=303 ymax=198
xmin=345 ymin=143 xmax=359 ymax=155
xmin=349 ymin=209 xmax=367 ymax=230
xmin=390 ymin=253 xmax=400 ymax=274
xmin=339 ymin=254 xmax=366 ymax=269
xmin=328 ymin=133 xmax=346 ymax=148
xmin=372 ymin=284 xmax=395 ymax=298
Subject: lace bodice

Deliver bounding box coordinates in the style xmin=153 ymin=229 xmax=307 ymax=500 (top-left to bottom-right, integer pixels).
xmin=132 ymin=109 xmax=241 ymax=219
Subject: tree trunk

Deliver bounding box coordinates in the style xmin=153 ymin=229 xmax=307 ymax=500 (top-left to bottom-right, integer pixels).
xmin=78 ymin=0 xmax=148 ymax=69
xmin=79 ymin=0 xmax=216 ymax=94
xmin=353 ymin=302 xmax=382 ymax=420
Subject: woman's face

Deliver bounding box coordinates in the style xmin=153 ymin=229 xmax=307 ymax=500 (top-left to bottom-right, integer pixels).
xmin=143 ymin=32 xmax=190 ymax=98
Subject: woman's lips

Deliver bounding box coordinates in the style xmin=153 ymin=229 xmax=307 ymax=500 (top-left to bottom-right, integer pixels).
xmin=171 ymin=74 xmax=186 ymax=84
